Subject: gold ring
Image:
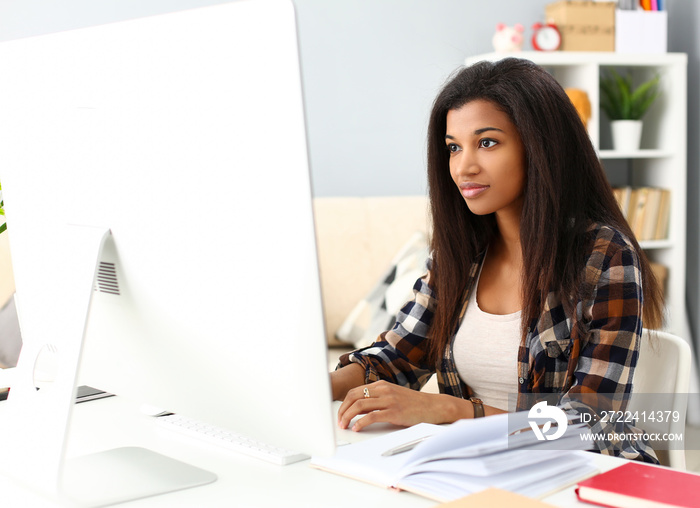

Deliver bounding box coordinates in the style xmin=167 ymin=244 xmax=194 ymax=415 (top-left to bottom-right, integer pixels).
xmin=363 ymin=387 xmax=370 ymax=398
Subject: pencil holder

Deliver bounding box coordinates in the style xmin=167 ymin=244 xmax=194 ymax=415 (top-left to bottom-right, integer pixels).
xmin=615 ymin=9 xmax=668 ymax=54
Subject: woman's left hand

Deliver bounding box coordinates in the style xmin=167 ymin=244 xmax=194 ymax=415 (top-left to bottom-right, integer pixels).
xmin=336 ymin=380 xmax=467 ymax=432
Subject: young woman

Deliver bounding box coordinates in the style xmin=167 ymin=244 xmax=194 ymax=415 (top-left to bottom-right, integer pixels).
xmin=330 ymin=58 xmax=664 ymax=463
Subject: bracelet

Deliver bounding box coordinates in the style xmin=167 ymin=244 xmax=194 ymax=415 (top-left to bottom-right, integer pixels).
xmin=469 ymin=397 xmax=484 ymax=418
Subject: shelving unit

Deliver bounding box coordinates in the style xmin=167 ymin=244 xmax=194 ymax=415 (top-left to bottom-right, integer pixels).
xmin=465 ymin=52 xmax=688 ymax=337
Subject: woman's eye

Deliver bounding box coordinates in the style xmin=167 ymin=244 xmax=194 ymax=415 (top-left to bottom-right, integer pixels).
xmin=446 ymin=143 xmax=460 ymax=153
xmin=478 ymin=138 xmax=498 ymax=149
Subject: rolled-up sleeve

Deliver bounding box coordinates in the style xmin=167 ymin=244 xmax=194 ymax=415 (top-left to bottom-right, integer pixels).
xmin=337 ymin=261 xmax=436 ymax=391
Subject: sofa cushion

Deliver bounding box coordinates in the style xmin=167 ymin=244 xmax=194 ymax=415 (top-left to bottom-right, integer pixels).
xmin=335 ymin=232 xmax=429 ymax=348
xmin=313 ymin=196 xmax=430 ymax=346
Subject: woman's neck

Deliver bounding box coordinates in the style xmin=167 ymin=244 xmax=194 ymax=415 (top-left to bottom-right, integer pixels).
xmin=493 ymin=208 xmax=522 ymax=262
xmin=478 ymin=220 xmax=523 ymax=315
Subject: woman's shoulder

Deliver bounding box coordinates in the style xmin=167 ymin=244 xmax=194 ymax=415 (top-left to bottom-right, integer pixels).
xmin=586 ymin=222 xmax=637 ymax=255
xmin=584 ymin=222 xmax=641 ymax=274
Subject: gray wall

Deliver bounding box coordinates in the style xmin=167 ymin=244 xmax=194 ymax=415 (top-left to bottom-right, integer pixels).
xmin=296 ymin=0 xmax=551 ymax=197
xmin=0 ymin=0 xmax=698 ymax=351
xmin=668 ymin=0 xmax=700 ymax=357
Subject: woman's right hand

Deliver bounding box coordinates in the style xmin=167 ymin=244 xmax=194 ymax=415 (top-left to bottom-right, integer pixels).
xmin=336 ymin=380 xmax=469 ymax=432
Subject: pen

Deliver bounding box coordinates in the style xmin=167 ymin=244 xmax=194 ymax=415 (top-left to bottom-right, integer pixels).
xmin=381 ymin=436 xmax=430 ymax=457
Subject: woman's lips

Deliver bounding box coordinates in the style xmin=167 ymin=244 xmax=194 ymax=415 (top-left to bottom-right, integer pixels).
xmin=460 ymin=183 xmax=489 ymax=199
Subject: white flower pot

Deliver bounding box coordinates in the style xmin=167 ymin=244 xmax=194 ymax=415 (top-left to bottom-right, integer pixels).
xmin=611 ymin=120 xmax=643 ymax=151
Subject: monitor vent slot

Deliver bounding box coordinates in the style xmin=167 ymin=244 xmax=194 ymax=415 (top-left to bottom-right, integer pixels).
xmin=95 ymin=262 xmax=120 ymax=296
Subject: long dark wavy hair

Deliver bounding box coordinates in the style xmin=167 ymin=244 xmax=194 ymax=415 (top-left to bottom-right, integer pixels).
xmin=426 ymin=58 xmax=663 ymax=363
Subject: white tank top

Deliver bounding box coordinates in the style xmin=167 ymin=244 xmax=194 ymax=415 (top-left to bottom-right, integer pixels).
xmin=453 ymin=269 xmax=522 ymax=412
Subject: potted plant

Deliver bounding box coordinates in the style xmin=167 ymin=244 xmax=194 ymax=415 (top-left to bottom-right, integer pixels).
xmin=600 ymin=70 xmax=660 ymax=151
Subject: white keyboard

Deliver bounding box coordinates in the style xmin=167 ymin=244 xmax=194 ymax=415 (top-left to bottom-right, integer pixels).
xmin=155 ymin=413 xmax=310 ymax=466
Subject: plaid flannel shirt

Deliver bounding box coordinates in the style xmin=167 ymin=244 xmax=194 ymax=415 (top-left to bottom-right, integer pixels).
xmin=339 ymin=223 xmax=658 ymax=463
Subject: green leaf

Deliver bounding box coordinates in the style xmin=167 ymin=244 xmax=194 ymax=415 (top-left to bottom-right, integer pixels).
xmin=635 ymin=94 xmax=659 ymax=120
xmin=630 ymin=75 xmax=659 ymax=103
xmin=600 ymin=70 xmax=661 ymax=120
xmin=600 ymin=75 xmax=624 ymax=119
xmin=630 ymin=76 xmax=660 ymax=119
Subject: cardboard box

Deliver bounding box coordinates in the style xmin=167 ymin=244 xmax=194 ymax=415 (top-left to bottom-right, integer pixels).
xmin=615 ymin=9 xmax=667 ymax=54
xmin=546 ymin=1 xmax=616 ymax=51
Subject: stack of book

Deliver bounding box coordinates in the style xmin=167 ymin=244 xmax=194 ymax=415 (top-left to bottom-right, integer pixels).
xmin=612 ymin=187 xmax=671 ymax=242
xmin=311 ymin=411 xmax=597 ymax=503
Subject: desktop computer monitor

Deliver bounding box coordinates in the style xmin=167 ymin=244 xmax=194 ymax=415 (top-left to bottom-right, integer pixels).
xmin=0 ymin=0 xmax=335 ymax=503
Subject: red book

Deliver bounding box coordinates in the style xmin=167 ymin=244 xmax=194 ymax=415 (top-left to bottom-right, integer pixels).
xmin=576 ymin=462 xmax=700 ymax=508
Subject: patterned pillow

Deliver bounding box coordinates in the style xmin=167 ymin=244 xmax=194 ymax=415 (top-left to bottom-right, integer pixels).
xmin=335 ymin=232 xmax=429 ymax=349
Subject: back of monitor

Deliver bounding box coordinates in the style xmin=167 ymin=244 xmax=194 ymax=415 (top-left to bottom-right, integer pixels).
xmin=0 ymin=0 xmax=334 ymax=503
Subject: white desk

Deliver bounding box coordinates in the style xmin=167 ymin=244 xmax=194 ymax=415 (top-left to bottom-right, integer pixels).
xmin=0 ymin=396 xmax=627 ymax=507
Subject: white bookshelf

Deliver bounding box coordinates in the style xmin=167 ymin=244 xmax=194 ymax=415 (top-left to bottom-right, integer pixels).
xmin=465 ymin=52 xmax=688 ymax=337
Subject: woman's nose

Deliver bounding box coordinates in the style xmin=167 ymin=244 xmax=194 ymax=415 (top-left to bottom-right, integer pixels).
xmin=453 ymin=151 xmax=480 ymax=177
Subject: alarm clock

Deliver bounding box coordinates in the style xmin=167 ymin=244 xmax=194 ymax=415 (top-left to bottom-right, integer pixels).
xmin=531 ymin=22 xmax=561 ymax=52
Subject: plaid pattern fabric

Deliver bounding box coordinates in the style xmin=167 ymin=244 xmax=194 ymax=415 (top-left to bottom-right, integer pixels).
xmin=338 ymin=223 xmax=658 ymax=463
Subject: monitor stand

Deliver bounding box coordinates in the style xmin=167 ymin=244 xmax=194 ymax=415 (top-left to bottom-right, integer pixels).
xmin=62 ymin=447 xmax=216 ymax=507
xmin=0 ymin=225 xmax=216 ymax=506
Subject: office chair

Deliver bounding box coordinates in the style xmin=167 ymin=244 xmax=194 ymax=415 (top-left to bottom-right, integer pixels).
xmin=628 ymin=329 xmax=692 ymax=469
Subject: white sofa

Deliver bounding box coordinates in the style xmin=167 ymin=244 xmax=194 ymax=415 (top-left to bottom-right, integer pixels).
xmin=314 ymin=195 xmax=439 ymax=393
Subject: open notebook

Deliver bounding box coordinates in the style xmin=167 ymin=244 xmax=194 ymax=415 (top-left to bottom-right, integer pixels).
xmin=312 ymin=411 xmax=598 ymax=503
